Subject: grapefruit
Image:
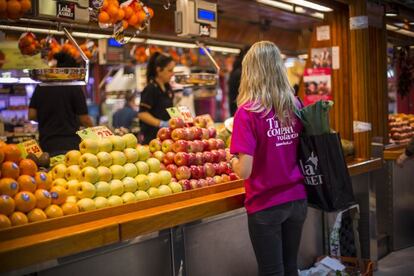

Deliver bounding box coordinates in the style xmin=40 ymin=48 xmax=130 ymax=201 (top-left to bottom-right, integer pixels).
xmin=34 ymin=172 xmax=52 ymax=190
xmin=14 ymin=191 xmax=36 ymax=213
xmin=0 ymin=178 xmax=19 ymax=196
xmin=0 ymin=194 xmax=15 ymax=216
xmin=34 ymin=189 xmax=51 ymax=209
xmin=19 ymin=159 xmax=38 ymax=176
xmin=1 ymin=161 xmax=20 ymax=179
xmin=50 ymin=186 xmax=67 ymax=205
xmin=17 ymin=175 xmax=37 ymax=193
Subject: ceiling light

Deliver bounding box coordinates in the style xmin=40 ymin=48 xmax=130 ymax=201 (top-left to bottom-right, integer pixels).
xmin=145 ymin=39 xmax=197 ymax=48
xmin=256 ymin=0 xmax=294 ymax=12
xmin=386 ymin=12 xmax=398 ymax=17
xmin=386 ymin=24 xmax=399 ymax=31
xmin=283 ymin=0 xmax=333 ymax=12
xmin=207 ymin=46 xmax=241 ymax=54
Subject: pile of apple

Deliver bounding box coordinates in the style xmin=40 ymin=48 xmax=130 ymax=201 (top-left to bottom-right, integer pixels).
xmin=51 ymin=133 xmax=181 ymax=213
xmin=149 ymin=116 xmax=238 ymax=191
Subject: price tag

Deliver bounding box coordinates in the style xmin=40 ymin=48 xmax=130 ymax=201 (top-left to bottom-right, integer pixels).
xmin=77 ymin=126 xmax=114 ymax=140
xmin=167 ymin=107 xmax=181 ymax=119
xmin=178 ymin=106 xmax=194 ymax=124
xmin=17 ymin=139 xmax=43 ymax=158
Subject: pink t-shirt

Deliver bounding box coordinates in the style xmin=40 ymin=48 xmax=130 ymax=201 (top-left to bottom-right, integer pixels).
xmin=230 ymin=102 xmax=307 ymax=214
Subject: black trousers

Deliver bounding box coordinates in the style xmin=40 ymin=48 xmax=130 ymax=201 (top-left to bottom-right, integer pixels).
xmin=248 ymin=199 xmax=307 ymax=276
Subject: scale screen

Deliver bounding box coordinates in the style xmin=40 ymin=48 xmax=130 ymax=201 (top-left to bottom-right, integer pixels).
xmin=197 ymin=8 xmax=215 ymax=22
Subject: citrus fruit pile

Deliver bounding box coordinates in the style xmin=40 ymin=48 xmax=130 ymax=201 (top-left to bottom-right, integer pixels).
xmin=0 ymin=0 xmax=32 ymax=20
xmin=18 ymin=32 xmax=41 ymax=56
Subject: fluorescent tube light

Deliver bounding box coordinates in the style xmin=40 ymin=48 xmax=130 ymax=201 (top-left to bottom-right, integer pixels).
xmin=146 ymin=39 xmax=197 ymax=48
xmin=207 ymin=46 xmax=241 ymax=54
xmin=386 ymin=24 xmax=399 ymax=31
xmin=283 ymin=0 xmax=332 ymax=12
xmin=386 ymin=24 xmax=414 ymax=37
xmin=256 ymin=0 xmax=294 ymax=12
xmin=385 ymin=12 xmax=398 ymax=17
xmin=71 ymin=32 xmax=111 ymax=39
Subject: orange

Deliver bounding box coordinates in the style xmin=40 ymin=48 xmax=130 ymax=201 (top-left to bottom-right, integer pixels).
xmin=61 ymin=202 xmax=79 ymax=215
xmin=34 ymin=171 xmax=52 ymax=190
xmin=123 ymin=6 xmax=133 ymax=19
xmin=137 ymin=10 xmax=146 ymax=24
xmin=122 ymin=20 xmax=128 ymax=30
xmin=27 ymin=208 xmax=47 ymax=222
xmin=9 ymin=211 xmax=28 ymax=226
xmin=1 ymin=161 xmax=20 ymax=179
xmin=17 ymin=175 xmax=37 ymax=193
xmin=20 ymin=0 xmax=32 ymax=13
xmin=108 ymin=0 xmax=119 ymax=8
xmin=107 ymin=4 xmax=118 ymax=19
xmin=44 ymin=204 xmax=63 ymax=218
xmin=50 ymin=186 xmax=67 ymax=205
xmin=0 ymin=195 xmax=15 ymax=215
xmin=14 ymin=191 xmax=36 ymax=213
xmin=0 ymin=0 xmax=6 ymax=13
xmin=98 ymin=11 xmax=110 ymax=23
xmin=127 ymin=14 xmax=138 ymax=26
xmin=3 ymin=144 xmax=21 ymax=163
xmin=0 ymin=178 xmax=19 ymax=197
xmin=147 ymin=7 xmax=154 ymax=18
xmin=102 ymin=0 xmax=108 ymax=10
xmin=19 ymin=159 xmax=38 ymax=176
xmin=0 ymin=214 xmax=11 ymax=229
xmin=0 ymin=141 xmax=6 ymax=148
xmin=116 ymin=8 xmax=125 ymax=21
xmin=7 ymin=0 xmax=21 ymax=15
xmin=34 ymin=189 xmax=51 ymax=209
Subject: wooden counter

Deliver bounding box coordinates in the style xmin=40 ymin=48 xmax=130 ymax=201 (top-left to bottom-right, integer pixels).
xmin=383 ymin=143 xmax=408 ymax=160
xmin=0 ymin=157 xmax=383 ymax=273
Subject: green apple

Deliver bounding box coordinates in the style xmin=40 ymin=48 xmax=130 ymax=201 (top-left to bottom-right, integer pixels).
xmin=137 ymin=145 xmax=151 ymax=161
xmin=97 ymin=166 xmax=112 ymax=182
xmin=158 ymin=170 xmax=172 ymax=186
xmin=94 ymin=181 xmax=111 ymax=198
xmin=110 ymin=136 xmax=126 ymax=151
xmin=79 ymin=138 xmax=99 ymax=154
xmin=135 ymin=174 xmax=150 ymax=191
xmin=94 ymin=196 xmax=109 ymax=209
xmin=66 ymin=195 xmax=77 ymax=203
xmin=122 ymin=176 xmax=138 ymax=193
xmin=110 ymin=179 xmax=124 ymax=196
xmin=153 ymin=151 xmax=165 ymax=162
xmin=134 ymin=190 xmax=150 ymax=201
xmin=135 ymin=161 xmax=149 ymax=175
xmin=124 ymin=163 xmax=138 ymax=178
xmin=146 ymin=157 xmax=161 ymax=173
xmin=65 ymin=150 xmax=81 ymax=166
xmin=110 ymin=164 xmax=126 ymax=180
xmin=107 ymin=195 xmax=123 ymax=207
xmin=52 ymin=164 xmax=67 ymax=180
xmin=77 ymin=198 xmax=96 ymax=212
xmin=147 ymin=172 xmax=161 ymax=187
xmin=77 ymin=181 xmax=96 ymax=199
xmin=67 ymin=179 xmax=81 ymax=196
xmin=98 ymin=137 xmax=113 ymax=153
xmin=158 ymin=184 xmax=173 ymax=196
xmin=80 ymin=167 xmax=99 ymax=184
xmin=65 ymin=165 xmax=82 ymax=180
xmin=122 ymin=133 xmax=138 ymax=149
xmin=110 ymin=151 xmax=127 ymax=166
xmin=147 ymin=187 xmax=160 ymax=198
xmin=52 ymin=178 xmax=68 ymax=189
xmin=168 ymin=182 xmax=182 ymax=193
xmin=124 ymin=148 xmax=139 ymax=163
xmin=121 ymin=192 xmax=137 ymax=203
xmin=97 ymin=152 xmax=113 ymax=167
xmin=79 ymin=153 xmax=99 ymax=168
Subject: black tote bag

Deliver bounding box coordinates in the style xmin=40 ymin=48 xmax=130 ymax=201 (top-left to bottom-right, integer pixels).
xmin=298 ymin=132 xmax=356 ymax=212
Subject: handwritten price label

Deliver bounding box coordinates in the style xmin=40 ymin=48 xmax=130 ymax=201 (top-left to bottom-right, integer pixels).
xmin=166 ymin=107 xmax=181 ymax=119
xmin=77 ymin=126 xmax=114 ymax=140
xmin=178 ymin=106 xmax=193 ymax=124
xmin=17 ymin=139 xmax=43 ymax=158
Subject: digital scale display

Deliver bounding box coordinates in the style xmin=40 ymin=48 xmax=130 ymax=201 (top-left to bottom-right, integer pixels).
xmin=197 ymin=8 xmax=215 ymax=22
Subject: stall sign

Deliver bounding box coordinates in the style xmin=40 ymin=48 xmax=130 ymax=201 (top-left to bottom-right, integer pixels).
xmin=303 ymin=68 xmax=333 ymax=106
xmin=57 ymin=2 xmax=75 ymax=20
xmin=18 ymin=139 xmax=43 ymax=158
xmin=77 ymin=126 xmax=114 ymax=140
xmin=316 ymin=26 xmax=330 ymax=41
xmin=167 ymin=106 xmax=194 ymax=124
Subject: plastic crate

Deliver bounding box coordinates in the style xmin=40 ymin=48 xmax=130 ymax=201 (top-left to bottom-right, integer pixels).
xmin=317 ymin=256 xmax=373 ymax=276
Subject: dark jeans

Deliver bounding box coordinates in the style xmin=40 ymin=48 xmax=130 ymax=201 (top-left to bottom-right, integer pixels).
xmin=248 ymin=199 xmax=307 ymax=276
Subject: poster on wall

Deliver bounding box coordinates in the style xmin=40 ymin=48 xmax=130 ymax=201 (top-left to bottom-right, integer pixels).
xmin=311 ymin=48 xmax=332 ymax=68
xmin=303 ymin=68 xmax=333 ymax=106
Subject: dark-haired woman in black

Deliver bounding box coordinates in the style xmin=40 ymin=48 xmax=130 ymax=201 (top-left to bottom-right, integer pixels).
xmin=138 ymin=52 xmax=175 ymax=144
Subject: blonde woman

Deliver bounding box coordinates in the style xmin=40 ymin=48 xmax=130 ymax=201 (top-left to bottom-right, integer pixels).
xmin=230 ymin=41 xmax=307 ymax=276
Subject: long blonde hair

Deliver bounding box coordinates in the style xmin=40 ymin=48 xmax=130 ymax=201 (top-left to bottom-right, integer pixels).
xmin=237 ymin=41 xmax=296 ymax=125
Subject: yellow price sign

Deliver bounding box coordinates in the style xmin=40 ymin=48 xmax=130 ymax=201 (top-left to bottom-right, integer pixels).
xmin=166 ymin=107 xmax=181 ymax=119
xmin=77 ymin=126 xmax=113 ymax=140
xmin=17 ymin=139 xmax=43 ymax=158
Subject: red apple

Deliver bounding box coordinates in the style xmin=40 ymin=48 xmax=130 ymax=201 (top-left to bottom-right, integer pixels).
xmin=229 ymin=173 xmax=239 ymax=181
xmin=213 ymin=163 xmax=221 ymax=174
xmin=171 ymin=128 xmax=187 ymax=141
xmin=195 ymin=152 xmax=204 ymax=165
xmin=205 ymin=177 xmax=215 ymax=186
xmin=207 ymin=138 xmax=218 ymax=150
xmin=201 ymin=128 xmax=209 ymax=140
xmin=190 ymin=165 xmax=201 ymax=179
xmin=216 ymin=139 xmax=226 ymax=149
xmin=163 ymin=152 xmax=176 ymax=165
xmin=197 ymin=179 xmax=208 ymax=188
xmin=201 ymin=140 xmax=209 ymax=151
xmin=217 ymin=149 xmax=227 ymax=161
xmin=219 ymin=161 xmax=229 ymax=175
xmin=166 ymin=164 xmax=178 ymax=177
xmin=197 ymin=165 xmax=206 ymax=178
xmin=176 ymin=166 xmax=191 ymax=180
xmin=187 ymin=141 xmax=196 ymax=153
xmin=204 ymin=163 xmax=216 ymax=177
xmin=221 ymin=174 xmax=230 ymax=182
xmin=161 ymin=139 xmax=174 ymax=153
xmin=185 ymin=128 xmax=195 ymax=141
xmin=149 ymin=139 xmax=162 ymax=153
xmin=169 ymin=118 xmax=185 ymax=129
xmin=172 ymin=140 xmax=189 ymax=153
xmin=174 ymin=152 xmax=190 ymax=166
xmin=207 ymin=127 xmax=217 ymax=138
xmin=188 ymin=153 xmax=196 ymax=166
xmin=193 ymin=116 xmax=207 ymax=128
xmin=210 ymin=150 xmax=220 ymax=163
xmin=192 ymin=127 xmax=203 ymax=140
xmin=203 ymin=151 xmax=214 ymax=163
xmin=193 ymin=140 xmax=204 ymax=152
xmin=189 ymin=179 xmax=199 ymax=189
xmin=160 ymin=163 xmax=166 ymax=171
xmin=179 ymin=179 xmax=192 ymax=191
xmin=157 ymin=127 xmax=172 ymax=141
